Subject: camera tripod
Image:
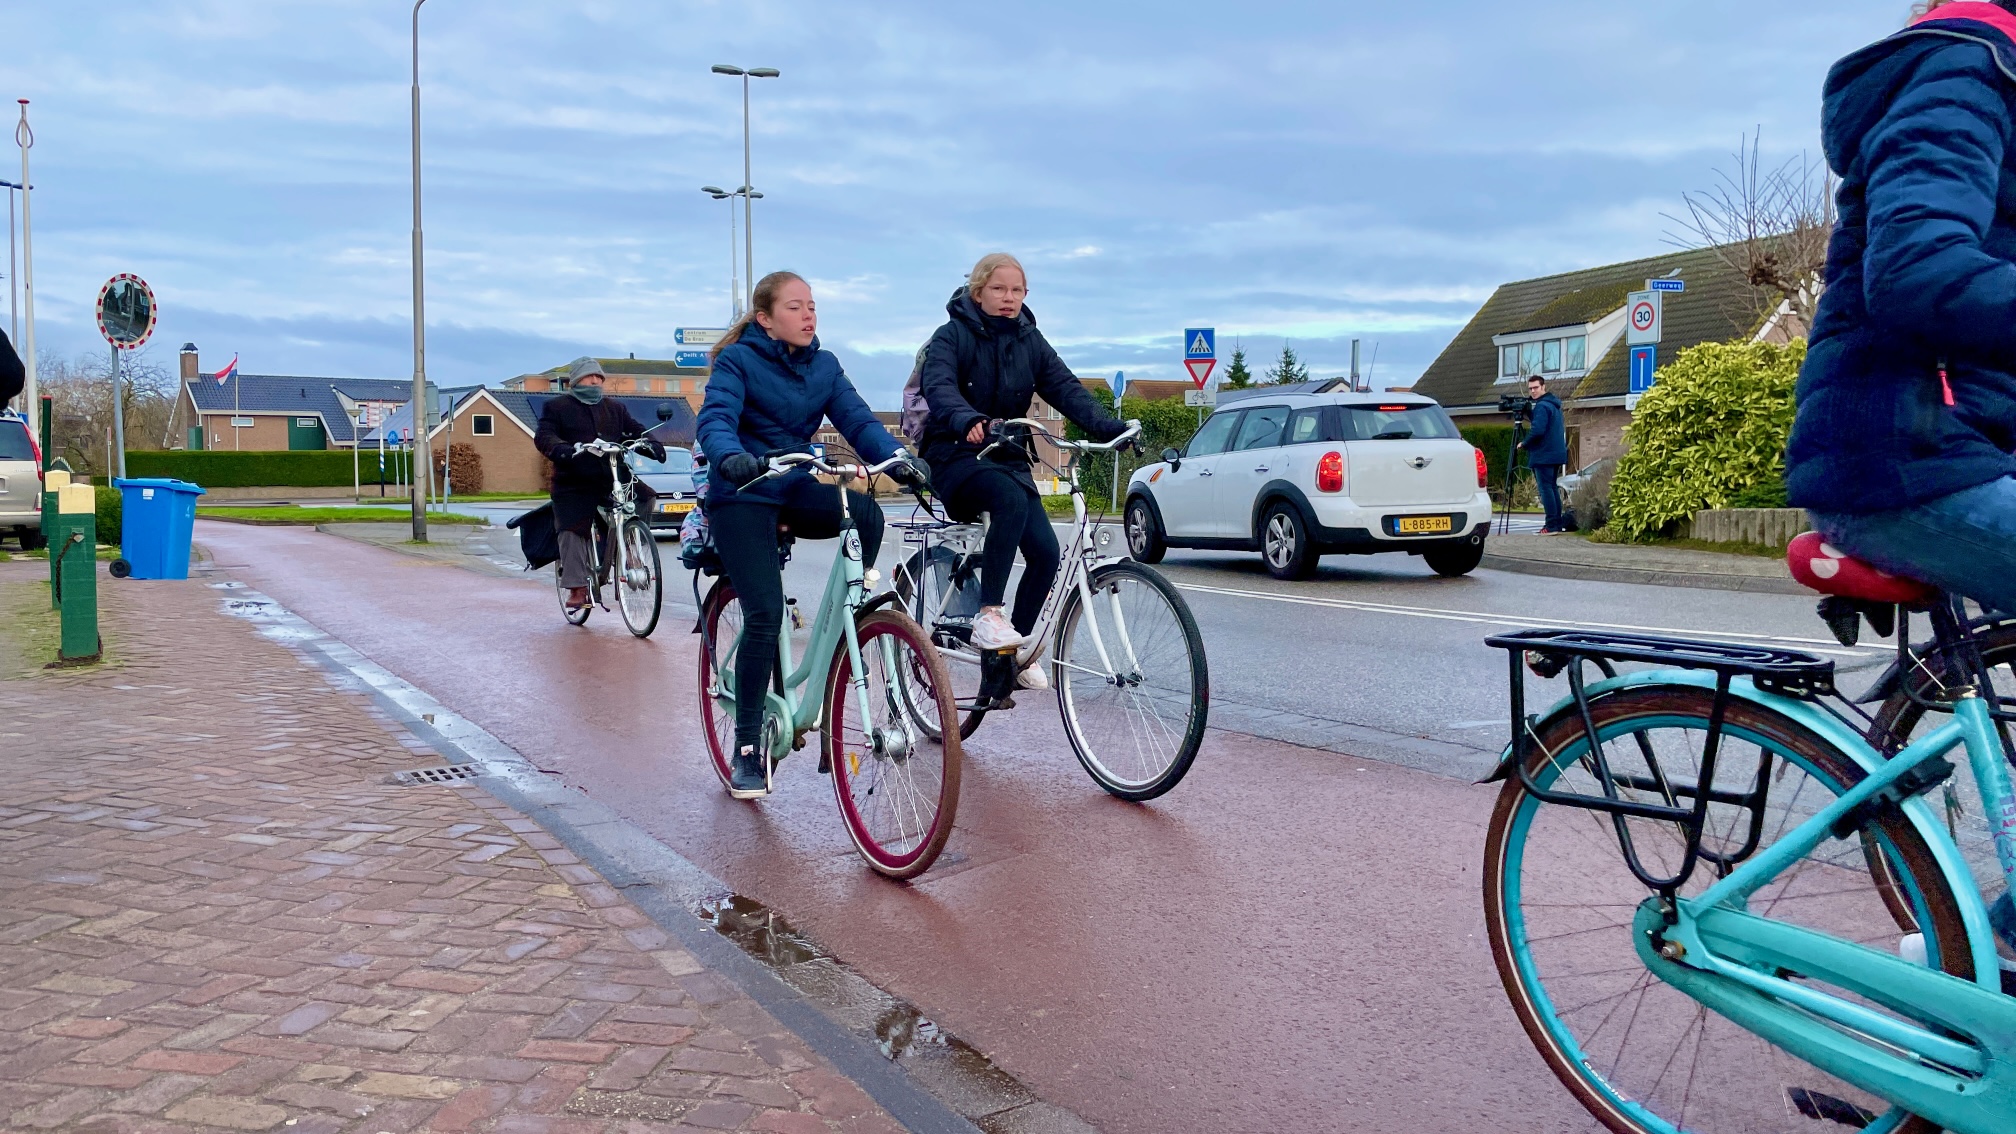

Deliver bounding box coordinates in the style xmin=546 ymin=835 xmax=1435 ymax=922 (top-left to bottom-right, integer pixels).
xmin=1494 ymin=418 xmax=1535 ymax=535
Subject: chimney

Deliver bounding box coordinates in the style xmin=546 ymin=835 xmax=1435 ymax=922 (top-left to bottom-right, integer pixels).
xmin=180 ymin=343 xmax=198 ymax=382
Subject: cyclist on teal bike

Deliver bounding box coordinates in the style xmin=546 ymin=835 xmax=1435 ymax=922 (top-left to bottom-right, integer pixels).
xmin=1786 ymin=0 xmax=2016 ymax=957
xmin=698 ymin=270 xmax=929 ymax=798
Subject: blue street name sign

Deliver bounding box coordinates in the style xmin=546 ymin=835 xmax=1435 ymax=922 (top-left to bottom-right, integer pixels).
xmin=673 ymin=350 xmax=711 ymax=369
xmin=1629 ymin=345 xmax=1658 ymax=394
xmin=1184 ymin=328 xmax=1216 ymax=360
xmin=1649 ymin=279 xmax=1686 ymax=293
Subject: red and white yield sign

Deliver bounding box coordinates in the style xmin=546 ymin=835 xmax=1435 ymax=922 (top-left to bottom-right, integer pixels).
xmin=1625 ymin=290 xmax=1662 ymax=346
xmin=97 ymin=274 xmax=158 ymax=350
xmin=1185 ymin=358 xmax=1217 ymax=388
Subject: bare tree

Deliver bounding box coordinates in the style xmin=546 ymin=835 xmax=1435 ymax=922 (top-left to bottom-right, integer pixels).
xmin=38 ymin=349 xmax=177 ymax=474
xmin=1664 ymin=129 xmax=1836 ymax=334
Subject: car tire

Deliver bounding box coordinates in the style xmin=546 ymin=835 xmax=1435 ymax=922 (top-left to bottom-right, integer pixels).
xmin=1424 ymin=538 xmax=1485 ymax=578
xmin=1125 ymin=497 xmax=1166 ymax=564
xmin=1260 ymin=503 xmax=1316 ymax=580
xmin=18 ymin=526 xmax=46 ymax=552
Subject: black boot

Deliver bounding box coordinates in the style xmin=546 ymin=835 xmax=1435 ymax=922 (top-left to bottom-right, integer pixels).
xmin=729 ymin=745 xmax=769 ymax=799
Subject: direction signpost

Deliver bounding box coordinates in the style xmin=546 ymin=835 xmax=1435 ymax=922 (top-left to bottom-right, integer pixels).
xmin=95 ymin=274 xmax=156 ymax=480
xmin=675 ymin=327 xmax=726 ymax=347
xmin=673 ymin=350 xmax=710 ymax=369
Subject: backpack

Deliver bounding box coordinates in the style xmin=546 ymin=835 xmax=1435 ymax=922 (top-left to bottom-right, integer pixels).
xmin=899 ymin=344 xmax=931 ymax=445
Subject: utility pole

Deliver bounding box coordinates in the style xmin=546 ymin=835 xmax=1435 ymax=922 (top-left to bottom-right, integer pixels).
xmin=408 ymin=0 xmax=434 ymax=542
xmin=16 ymin=102 xmax=36 ymax=436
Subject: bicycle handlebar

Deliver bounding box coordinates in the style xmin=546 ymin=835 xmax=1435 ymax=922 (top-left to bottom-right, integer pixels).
xmin=746 ymin=448 xmax=920 ymax=488
xmin=976 ymin=417 xmax=1142 ymax=461
xmin=577 ymin=437 xmax=659 ymax=458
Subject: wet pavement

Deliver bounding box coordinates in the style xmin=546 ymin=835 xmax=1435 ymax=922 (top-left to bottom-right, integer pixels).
xmin=192 ymin=520 xmax=1620 ymax=1132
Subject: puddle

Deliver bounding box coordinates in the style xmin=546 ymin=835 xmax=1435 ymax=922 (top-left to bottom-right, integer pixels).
xmin=694 ymin=893 xmax=1033 ymax=1117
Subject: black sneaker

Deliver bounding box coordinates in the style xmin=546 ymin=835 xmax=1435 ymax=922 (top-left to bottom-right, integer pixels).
xmin=728 ymin=746 xmax=769 ymax=800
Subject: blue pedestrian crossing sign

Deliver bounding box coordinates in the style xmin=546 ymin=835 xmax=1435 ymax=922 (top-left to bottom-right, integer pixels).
xmin=1629 ymin=345 xmax=1658 ymax=394
xmin=1184 ymin=328 xmax=1216 ymax=360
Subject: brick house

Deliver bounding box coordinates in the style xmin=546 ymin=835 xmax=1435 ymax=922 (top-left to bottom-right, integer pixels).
xmin=367 ymin=389 xmax=699 ymax=496
xmin=502 ymin=356 xmax=713 ymax=413
xmin=1410 ymin=245 xmax=1775 ymax=469
xmin=171 ymin=346 xmax=413 ymax=452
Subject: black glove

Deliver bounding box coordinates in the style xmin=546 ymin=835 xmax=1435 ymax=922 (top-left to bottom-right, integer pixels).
xmin=887 ymin=457 xmax=930 ymax=491
xmin=719 ymin=452 xmax=764 ymax=487
xmin=643 ymin=438 xmax=667 ymax=462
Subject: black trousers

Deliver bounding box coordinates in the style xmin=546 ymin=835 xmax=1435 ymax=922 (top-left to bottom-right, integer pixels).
xmin=947 ymin=466 xmax=1058 ymax=636
xmin=711 ymin=477 xmax=884 ymax=750
xmin=1534 ymin=463 xmax=1565 ymax=530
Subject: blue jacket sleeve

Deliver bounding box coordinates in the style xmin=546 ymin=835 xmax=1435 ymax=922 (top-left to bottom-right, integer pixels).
xmin=696 ymin=350 xmax=751 ymax=467
xmin=919 ymin=324 xmax=985 ymax=439
xmin=822 ymin=362 xmax=902 ymax=464
xmin=1862 ymin=45 xmax=2016 ymax=362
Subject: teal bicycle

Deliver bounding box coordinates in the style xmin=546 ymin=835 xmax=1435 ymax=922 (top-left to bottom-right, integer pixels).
xmin=1483 ymin=532 xmax=2016 ymax=1134
xmin=696 ymin=450 xmax=962 ymax=880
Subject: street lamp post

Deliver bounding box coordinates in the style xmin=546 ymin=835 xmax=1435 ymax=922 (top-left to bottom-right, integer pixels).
xmin=700 ymin=187 xmax=739 ymax=321
xmin=408 ymin=0 xmax=433 ymax=542
xmin=0 ymin=178 xmax=25 ymax=349
xmin=709 ymin=65 xmax=778 ymax=304
xmin=14 ymin=102 xmax=35 ymax=429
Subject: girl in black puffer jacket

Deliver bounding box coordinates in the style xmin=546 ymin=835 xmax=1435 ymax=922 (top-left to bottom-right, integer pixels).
xmin=917 ymin=254 xmax=1128 ymax=689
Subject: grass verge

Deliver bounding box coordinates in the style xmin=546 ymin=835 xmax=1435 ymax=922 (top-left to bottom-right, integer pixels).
xmin=1582 ymin=528 xmax=1789 ymax=559
xmin=199 ymin=507 xmax=486 ymax=526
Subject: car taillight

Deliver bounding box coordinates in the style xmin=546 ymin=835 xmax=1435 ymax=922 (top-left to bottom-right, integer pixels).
xmin=1474 ymin=446 xmax=1488 ymax=489
xmin=1317 ymin=451 xmax=1344 ymax=494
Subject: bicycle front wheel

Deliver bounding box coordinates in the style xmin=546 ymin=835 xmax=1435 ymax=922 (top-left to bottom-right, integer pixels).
xmin=556 ymin=565 xmax=590 ymax=625
xmin=697 ymin=580 xmax=743 ymax=791
xmin=1053 ymin=560 xmax=1208 ymax=801
xmin=826 ymin=609 xmax=961 ymax=879
xmin=892 ymin=545 xmax=988 ymax=740
xmin=615 ymin=517 xmax=663 ymax=638
xmin=1484 ymin=683 xmax=1973 ymax=1134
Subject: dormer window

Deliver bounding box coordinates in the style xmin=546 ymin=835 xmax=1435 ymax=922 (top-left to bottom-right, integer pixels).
xmin=1495 ymin=329 xmax=1590 ymax=382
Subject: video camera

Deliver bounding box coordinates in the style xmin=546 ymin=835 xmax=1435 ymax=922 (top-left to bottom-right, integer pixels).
xmin=1497 ymin=392 xmax=1535 ymax=419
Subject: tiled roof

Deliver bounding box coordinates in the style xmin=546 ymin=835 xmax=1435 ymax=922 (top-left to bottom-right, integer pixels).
xmin=188 ymin=374 xmax=413 ymax=444
xmin=1413 ymin=246 xmax=1761 ymax=409
xmin=360 ymin=389 xmax=696 ymax=449
xmin=535 ymin=358 xmax=710 ymax=379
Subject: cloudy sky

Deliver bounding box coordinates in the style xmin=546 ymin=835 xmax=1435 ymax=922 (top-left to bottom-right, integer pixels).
xmin=4 ymin=1 xmax=1915 ymax=404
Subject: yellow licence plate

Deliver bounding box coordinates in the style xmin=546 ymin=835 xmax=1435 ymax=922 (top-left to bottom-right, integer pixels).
xmin=659 ymin=501 xmax=694 ymax=515
xmin=1396 ymin=516 xmax=1453 ymax=535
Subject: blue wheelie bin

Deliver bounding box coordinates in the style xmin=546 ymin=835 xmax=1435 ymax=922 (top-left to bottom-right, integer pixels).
xmin=112 ymin=478 xmax=207 ymax=580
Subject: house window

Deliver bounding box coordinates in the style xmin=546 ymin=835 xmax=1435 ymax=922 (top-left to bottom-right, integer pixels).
xmin=472 ymin=414 xmax=495 ymax=436
xmin=1500 ymin=346 xmax=1519 ymax=379
xmin=1520 ymin=342 xmax=1543 ymax=377
xmin=1565 ymin=336 xmax=1587 ymax=371
xmin=1542 ymin=339 xmax=1562 ymax=374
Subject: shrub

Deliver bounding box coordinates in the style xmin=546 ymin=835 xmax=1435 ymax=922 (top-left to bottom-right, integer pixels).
xmin=1728 ymin=476 xmax=1789 ymax=509
xmin=1073 ymin=388 xmax=1204 ymax=510
xmin=434 ymin=446 xmax=484 ymax=495
xmin=125 ymin=450 xmax=363 ymax=488
xmin=1608 ymin=339 xmax=1804 ymax=541
xmin=1568 ymin=458 xmax=1618 ymax=531
xmin=1461 ymin=425 xmax=1519 ymax=499
xmin=95 ymin=485 xmax=121 ymax=544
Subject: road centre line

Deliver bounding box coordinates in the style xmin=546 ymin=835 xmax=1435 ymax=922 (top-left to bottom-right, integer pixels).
xmin=1169 ymin=581 xmax=1875 ymax=659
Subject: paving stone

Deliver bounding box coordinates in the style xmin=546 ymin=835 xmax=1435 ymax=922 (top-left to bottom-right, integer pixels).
xmin=166 ymin=1096 xmax=290 ymax=1129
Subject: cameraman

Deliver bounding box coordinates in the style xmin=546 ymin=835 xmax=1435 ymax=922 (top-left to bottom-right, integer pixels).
xmin=1518 ymin=375 xmax=1569 ymax=534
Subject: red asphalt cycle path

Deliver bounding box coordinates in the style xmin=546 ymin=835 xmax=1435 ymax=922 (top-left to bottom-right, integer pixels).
xmin=196 ymin=521 xmax=1595 ymax=1133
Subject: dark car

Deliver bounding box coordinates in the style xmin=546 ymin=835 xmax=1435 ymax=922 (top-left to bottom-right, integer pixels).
xmin=630 ymin=446 xmax=699 ymax=535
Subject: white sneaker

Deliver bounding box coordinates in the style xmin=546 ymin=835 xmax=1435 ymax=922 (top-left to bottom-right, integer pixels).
xmin=970 ymin=607 xmax=1024 ymax=651
xmin=1017 ymin=661 xmax=1050 ymax=691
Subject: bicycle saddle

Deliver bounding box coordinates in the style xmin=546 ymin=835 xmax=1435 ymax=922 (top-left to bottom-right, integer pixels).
xmin=1786 ymin=531 xmax=1940 ymax=606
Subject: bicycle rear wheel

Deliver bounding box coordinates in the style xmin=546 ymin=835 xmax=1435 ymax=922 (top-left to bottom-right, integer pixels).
xmin=826 ymin=609 xmax=961 ymax=879
xmin=697 ymin=580 xmax=742 ymax=790
xmin=893 ymin=545 xmax=988 ymax=740
xmin=1053 ymin=560 xmax=1207 ymax=801
xmin=1484 ymin=683 xmax=1972 ymax=1134
xmin=615 ymin=517 xmax=663 ymax=638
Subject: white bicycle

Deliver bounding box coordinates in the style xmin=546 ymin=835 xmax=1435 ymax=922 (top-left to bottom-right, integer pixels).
xmin=555 ymin=437 xmax=664 ymax=638
xmin=890 ymin=419 xmax=1209 ymax=801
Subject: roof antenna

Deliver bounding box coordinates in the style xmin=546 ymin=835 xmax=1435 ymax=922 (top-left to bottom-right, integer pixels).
xmin=1363 ymin=342 xmax=1380 ymax=392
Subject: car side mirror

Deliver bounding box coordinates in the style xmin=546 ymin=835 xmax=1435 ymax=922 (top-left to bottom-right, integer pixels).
xmin=1162 ymin=446 xmax=1183 ymax=472
xmin=655 ymin=401 xmax=677 ymax=422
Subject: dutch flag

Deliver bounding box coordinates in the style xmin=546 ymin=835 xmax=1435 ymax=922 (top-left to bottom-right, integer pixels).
xmin=214 ymin=355 xmax=239 ymax=386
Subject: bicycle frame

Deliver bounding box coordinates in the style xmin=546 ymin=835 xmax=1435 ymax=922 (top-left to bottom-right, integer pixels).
xmin=1517 ymin=663 xmax=2016 ymax=1133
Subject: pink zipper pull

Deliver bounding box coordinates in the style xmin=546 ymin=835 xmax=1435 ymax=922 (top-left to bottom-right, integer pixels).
xmin=1939 ymin=358 xmax=1955 ymax=407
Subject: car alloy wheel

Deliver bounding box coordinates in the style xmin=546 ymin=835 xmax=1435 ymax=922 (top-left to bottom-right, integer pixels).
xmin=1265 ymin=512 xmax=1298 ymax=570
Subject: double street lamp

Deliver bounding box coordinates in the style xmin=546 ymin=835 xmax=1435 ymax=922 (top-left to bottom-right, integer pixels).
xmin=700 ymin=185 xmax=763 ymax=322
xmin=0 ymin=177 xmax=28 ymax=351
xmin=709 ymin=65 xmax=778 ymax=307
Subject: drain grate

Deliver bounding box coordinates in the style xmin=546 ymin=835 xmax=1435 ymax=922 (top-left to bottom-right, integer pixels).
xmin=391 ymin=764 xmax=482 ymax=786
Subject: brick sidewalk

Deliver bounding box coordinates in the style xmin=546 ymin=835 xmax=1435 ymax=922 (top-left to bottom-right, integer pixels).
xmin=0 ymin=562 xmax=904 ymax=1134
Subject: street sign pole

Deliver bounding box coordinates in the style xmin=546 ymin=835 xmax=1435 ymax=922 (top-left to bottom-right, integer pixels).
xmin=109 ymin=344 xmax=125 ymax=479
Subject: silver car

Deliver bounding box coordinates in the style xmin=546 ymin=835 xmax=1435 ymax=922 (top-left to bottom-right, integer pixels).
xmin=629 ymin=446 xmax=700 ymax=535
xmin=0 ymin=415 xmax=44 ymax=550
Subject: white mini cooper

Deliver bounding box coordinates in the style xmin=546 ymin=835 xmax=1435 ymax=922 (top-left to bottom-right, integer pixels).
xmin=1123 ymin=391 xmax=1493 ymax=580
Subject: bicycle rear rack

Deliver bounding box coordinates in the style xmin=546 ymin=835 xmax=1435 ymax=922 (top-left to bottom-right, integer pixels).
xmin=1486 ymin=628 xmax=1837 ymax=896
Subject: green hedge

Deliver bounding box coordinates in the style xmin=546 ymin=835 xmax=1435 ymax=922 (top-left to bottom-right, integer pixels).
xmin=125 ymin=450 xmax=366 ymax=488
xmin=1073 ymin=389 xmax=1207 ymax=510
xmin=1460 ymin=425 xmax=1519 ymax=498
xmin=1609 ymin=339 xmax=1804 ymax=540
xmin=95 ymin=486 xmax=121 ymax=544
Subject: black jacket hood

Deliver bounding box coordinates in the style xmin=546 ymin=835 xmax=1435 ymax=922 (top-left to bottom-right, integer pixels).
xmin=946 ymin=287 xmax=1039 ymax=339
xmin=1823 ymin=9 xmax=2016 ymax=175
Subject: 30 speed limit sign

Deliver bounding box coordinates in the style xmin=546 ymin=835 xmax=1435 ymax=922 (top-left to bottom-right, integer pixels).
xmin=1626 ymin=290 xmax=1663 ymax=345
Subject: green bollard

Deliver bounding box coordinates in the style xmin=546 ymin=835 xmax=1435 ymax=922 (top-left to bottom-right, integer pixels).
xmin=54 ymin=483 xmax=100 ymax=665
xmin=43 ymin=470 xmax=71 ymax=608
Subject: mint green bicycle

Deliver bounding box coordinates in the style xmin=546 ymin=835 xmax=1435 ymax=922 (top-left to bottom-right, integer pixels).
xmin=695 ymin=450 xmax=962 ymax=880
xmin=1483 ymin=533 xmax=2016 ymax=1134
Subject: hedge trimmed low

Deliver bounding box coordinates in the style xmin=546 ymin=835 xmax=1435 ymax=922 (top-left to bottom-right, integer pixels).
xmin=126 ymin=450 xmax=363 ymax=488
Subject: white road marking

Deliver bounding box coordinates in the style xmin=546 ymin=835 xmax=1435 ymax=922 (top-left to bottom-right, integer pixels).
xmin=1169 ymin=580 xmax=1877 ymax=659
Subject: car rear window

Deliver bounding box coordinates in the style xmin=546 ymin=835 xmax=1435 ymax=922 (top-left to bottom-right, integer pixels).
xmin=1339 ymin=404 xmax=1459 ymax=441
xmin=0 ymin=421 xmax=34 ymax=461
